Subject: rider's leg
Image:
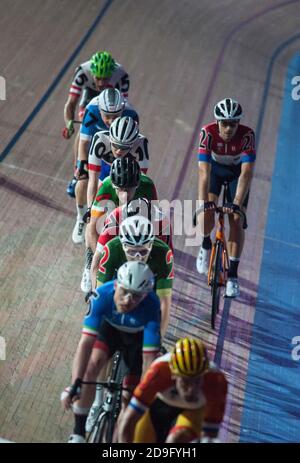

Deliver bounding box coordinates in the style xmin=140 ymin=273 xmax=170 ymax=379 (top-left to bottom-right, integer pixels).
xmin=196 ymin=193 xmax=218 ymax=274
xmin=227 ymin=212 xmax=245 ymax=282
xmin=226 ymin=179 xmax=249 ymax=296
xmin=72 ymin=179 xmax=87 ymax=244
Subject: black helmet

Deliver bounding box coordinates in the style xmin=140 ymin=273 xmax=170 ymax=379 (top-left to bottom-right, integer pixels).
xmin=110 ymin=157 xmax=141 ymax=188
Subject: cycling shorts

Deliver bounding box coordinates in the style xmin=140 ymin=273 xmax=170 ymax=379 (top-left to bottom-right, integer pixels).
xmin=94 ymin=319 xmax=143 ymax=382
xmin=209 ymin=160 xmax=249 ymax=208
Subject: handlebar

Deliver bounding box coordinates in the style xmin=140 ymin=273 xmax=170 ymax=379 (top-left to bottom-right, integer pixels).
xmin=81 ymin=380 xmax=133 ymax=393
xmin=193 ymin=206 xmax=247 ymax=229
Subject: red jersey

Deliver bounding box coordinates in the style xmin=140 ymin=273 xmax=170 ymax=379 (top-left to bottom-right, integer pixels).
xmin=96 ymin=206 xmax=173 ymax=252
xmin=198 ymin=122 xmax=256 ymax=166
xmin=129 ymin=353 xmax=227 ymax=434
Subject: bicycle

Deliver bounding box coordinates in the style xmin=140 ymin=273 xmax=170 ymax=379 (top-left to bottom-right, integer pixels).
xmin=82 ymin=351 xmax=130 ymax=443
xmin=194 ymin=182 xmax=247 ymax=329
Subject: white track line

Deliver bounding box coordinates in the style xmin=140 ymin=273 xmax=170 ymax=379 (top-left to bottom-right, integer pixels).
xmin=1 ymin=162 xmax=67 ymax=184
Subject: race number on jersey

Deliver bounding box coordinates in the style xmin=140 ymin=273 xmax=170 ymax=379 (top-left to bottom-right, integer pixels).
xmin=88 ymin=131 xmax=149 ymax=173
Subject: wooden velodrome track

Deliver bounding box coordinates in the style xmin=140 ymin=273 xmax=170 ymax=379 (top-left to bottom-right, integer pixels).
xmin=0 ymin=0 xmax=300 ymax=443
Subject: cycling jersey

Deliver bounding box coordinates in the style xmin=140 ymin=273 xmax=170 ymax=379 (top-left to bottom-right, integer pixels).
xmin=69 ymin=60 xmax=130 ymax=100
xmin=91 ymin=174 xmax=157 ymax=219
xmin=129 ymin=353 xmax=227 ymax=436
xmin=80 ymin=96 xmax=139 ymax=143
xmin=96 ymin=205 xmax=173 ymax=252
xmin=88 ymin=130 xmax=149 ymax=179
xmin=96 ymin=237 xmax=174 ymax=296
xmin=82 ymin=281 xmax=161 ymax=352
xmin=198 ymin=122 xmax=256 ymax=166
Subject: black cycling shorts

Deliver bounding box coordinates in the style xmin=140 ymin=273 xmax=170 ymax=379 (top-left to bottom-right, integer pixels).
xmin=96 ymin=319 xmax=143 ymax=378
xmin=209 ymin=160 xmax=249 ymax=208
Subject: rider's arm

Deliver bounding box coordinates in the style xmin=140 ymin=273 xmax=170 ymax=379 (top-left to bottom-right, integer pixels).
xmin=155 ymin=247 xmax=174 ymax=337
xmin=88 ymin=203 xmax=107 ymax=253
xmin=233 ymin=162 xmax=254 ymax=207
xmin=91 ymin=247 xmax=102 ymax=290
xmin=157 ymin=293 xmax=172 ymax=338
xmin=118 ymin=406 xmax=141 ymax=443
xmin=78 ymin=138 xmax=90 ymax=163
xmin=119 ymin=360 xmax=170 ymax=443
xmin=71 ymin=292 xmax=105 ymax=382
xmin=198 ymin=161 xmax=211 ymax=201
xmin=64 ymin=94 xmax=77 ymax=126
xmin=71 ymin=334 xmax=95 ymax=383
xmin=87 ymin=170 xmax=99 ymax=208
xmin=202 ymin=370 xmax=228 ymax=438
xmin=143 ymin=301 xmax=161 ymax=373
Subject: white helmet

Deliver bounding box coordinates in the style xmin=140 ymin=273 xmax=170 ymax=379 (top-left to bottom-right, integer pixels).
xmin=98 ymin=88 xmax=125 ymax=114
xmin=110 ymin=116 xmax=139 ymax=147
xmin=117 ymin=261 xmax=155 ymax=294
xmin=119 ymin=216 xmax=154 ymax=246
xmin=214 ymin=98 xmax=242 ymax=121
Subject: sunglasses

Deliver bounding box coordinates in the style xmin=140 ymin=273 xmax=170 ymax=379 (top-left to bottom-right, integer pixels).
xmin=111 ymin=142 xmax=131 ymax=151
xmin=123 ymin=244 xmax=151 ymax=258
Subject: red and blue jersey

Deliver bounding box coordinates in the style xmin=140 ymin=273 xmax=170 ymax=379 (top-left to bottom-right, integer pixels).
xmin=198 ymin=122 xmax=256 ymax=166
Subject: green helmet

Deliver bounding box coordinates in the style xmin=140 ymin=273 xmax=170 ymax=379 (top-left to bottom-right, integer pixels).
xmin=90 ymin=51 xmax=116 ymax=78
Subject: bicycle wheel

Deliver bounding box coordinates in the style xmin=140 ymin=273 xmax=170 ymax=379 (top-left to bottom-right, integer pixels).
xmin=106 ymin=351 xmax=126 ymax=443
xmin=210 ymin=241 xmax=223 ymax=330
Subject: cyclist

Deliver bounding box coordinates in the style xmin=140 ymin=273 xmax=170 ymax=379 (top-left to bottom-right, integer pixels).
xmin=61 ymin=261 xmax=161 ymax=443
xmin=118 ymin=337 xmax=227 ymax=443
xmin=94 ymin=197 xmax=173 ymax=257
xmin=96 ymin=215 xmax=174 ymax=336
xmin=81 ymin=157 xmax=157 ymax=293
xmin=72 ymin=90 xmax=139 ymax=244
xmin=62 ymin=51 xmax=129 ymax=197
xmin=86 ymin=215 xmax=173 ymax=433
xmin=196 ymin=98 xmax=255 ymax=297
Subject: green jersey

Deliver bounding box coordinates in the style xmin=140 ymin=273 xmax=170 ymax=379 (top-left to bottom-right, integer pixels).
xmin=97 ymin=237 xmax=174 ymax=296
xmin=91 ymin=174 xmax=158 ymax=219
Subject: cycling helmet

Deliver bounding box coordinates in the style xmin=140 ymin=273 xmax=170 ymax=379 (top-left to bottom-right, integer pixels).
xmin=110 ymin=157 xmax=140 ymax=188
xmin=98 ymin=88 xmax=125 ymax=114
xmin=117 ymin=261 xmax=155 ymax=294
xmin=119 ymin=216 xmax=155 ymax=246
xmin=110 ymin=116 xmax=139 ymax=147
xmin=90 ymin=51 xmax=116 ymax=78
xmin=170 ymin=338 xmax=209 ymax=377
xmin=214 ymin=98 xmax=242 ymax=121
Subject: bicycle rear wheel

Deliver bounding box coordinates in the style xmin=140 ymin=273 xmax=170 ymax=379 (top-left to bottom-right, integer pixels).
xmin=210 ymin=241 xmax=223 ymax=330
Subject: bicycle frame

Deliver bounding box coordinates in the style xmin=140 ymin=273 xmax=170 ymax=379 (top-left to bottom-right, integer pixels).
xmin=207 ymin=184 xmax=230 ymax=288
xmin=85 ymin=351 xmax=127 ymax=443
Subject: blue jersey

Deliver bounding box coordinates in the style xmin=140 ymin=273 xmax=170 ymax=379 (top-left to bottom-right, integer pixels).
xmin=80 ymin=96 xmax=139 ymax=143
xmin=80 ymin=96 xmax=139 ymax=180
xmin=82 ymin=281 xmax=161 ymax=352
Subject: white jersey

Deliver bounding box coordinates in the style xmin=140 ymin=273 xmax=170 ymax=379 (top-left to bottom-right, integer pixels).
xmin=69 ymin=60 xmax=129 ymax=99
xmin=88 ymin=130 xmax=149 ymax=173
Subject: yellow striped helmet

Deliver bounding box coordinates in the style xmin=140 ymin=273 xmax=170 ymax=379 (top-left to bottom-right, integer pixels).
xmin=170 ymin=338 xmax=209 ymax=377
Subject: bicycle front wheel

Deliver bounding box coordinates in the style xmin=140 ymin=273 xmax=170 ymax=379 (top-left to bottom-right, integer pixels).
xmin=88 ymin=410 xmax=110 ymax=443
xmin=210 ymin=241 xmax=223 ymax=330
